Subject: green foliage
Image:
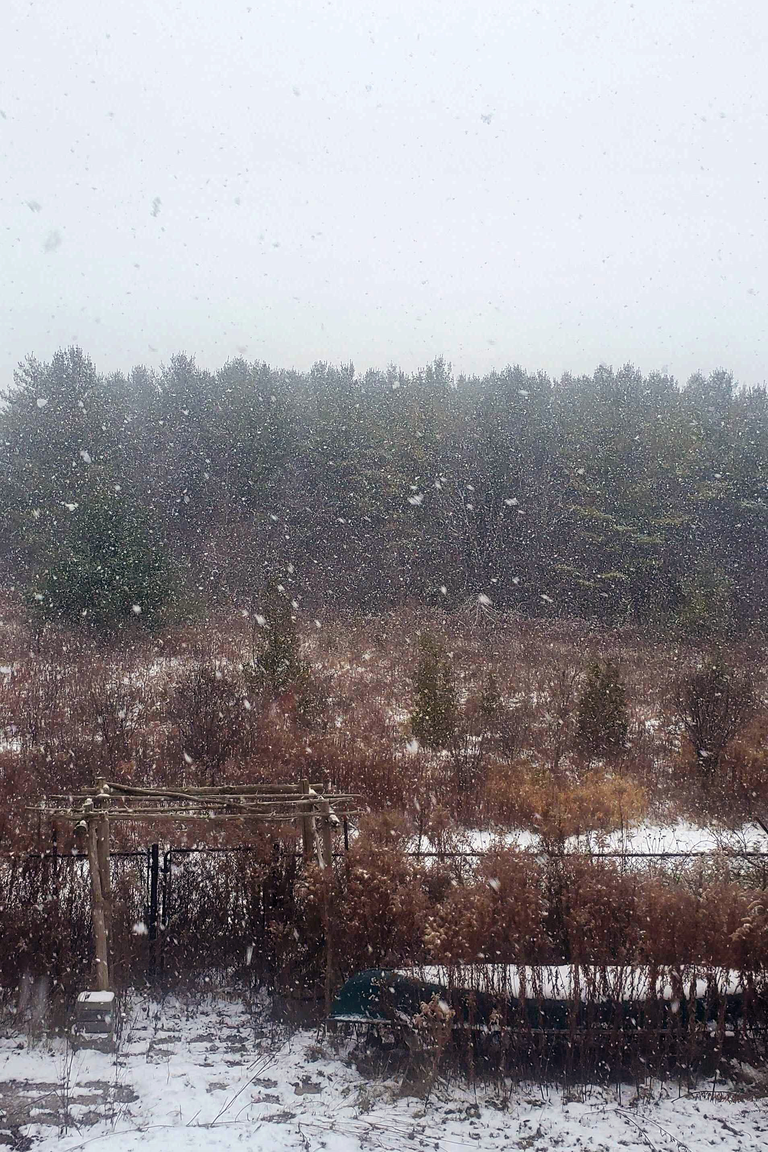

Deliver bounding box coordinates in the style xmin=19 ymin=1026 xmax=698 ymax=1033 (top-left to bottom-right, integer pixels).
xmin=252 ymin=584 xmax=306 ymax=694
xmin=248 ymin=584 xmax=327 ymax=725
xmin=410 ymin=633 xmax=457 ymax=750
xmin=5 ymin=348 xmax=768 ymax=629
xmin=31 ymin=493 xmax=176 ymax=634
xmin=0 ymin=347 xmax=128 ymax=572
xmin=576 ymin=660 xmax=629 ymax=759
xmin=675 ymin=569 xmax=734 ymax=640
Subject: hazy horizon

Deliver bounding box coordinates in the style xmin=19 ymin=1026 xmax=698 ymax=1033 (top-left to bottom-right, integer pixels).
xmin=3 ymin=0 xmax=767 ymax=387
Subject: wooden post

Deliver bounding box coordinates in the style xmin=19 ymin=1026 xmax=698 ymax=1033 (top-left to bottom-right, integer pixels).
xmin=148 ymin=844 xmax=160 ymax=984
xmin=94 ymin=782 xmax=113 ymax=949
xmin=318 ymin=799 xmax=333 ymax=872
xmin=300 ymin=779 xmax=314 ymax=861
xmin=86 ymin=815 xmax=110 ymax=991
xmin=50 ymin=821 xmax=60 ymax=906
xmin=318 ymin=798 xmax=334 ymax=1013
xmin=323 ymin=884 xmax=334 ymax=1016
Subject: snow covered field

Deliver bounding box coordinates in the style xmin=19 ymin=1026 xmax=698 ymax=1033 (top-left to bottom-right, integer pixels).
xmin=414 ymin=821 xmax=768 ymax=859
xmin=2 ymin=993 xmax=767 ymax=1152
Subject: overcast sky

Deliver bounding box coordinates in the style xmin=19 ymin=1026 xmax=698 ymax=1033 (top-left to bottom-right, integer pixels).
xmin=2 ymin=0 xmax=767 ymax=387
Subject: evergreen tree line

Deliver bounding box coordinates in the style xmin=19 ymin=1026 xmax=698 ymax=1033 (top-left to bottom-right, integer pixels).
xmin=1 ymin=346 xmax=767 ymax=634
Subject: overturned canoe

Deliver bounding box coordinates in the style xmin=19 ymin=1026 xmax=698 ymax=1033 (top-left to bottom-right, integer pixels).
xmin=329 ymin=965 xmax=752 ymax=1034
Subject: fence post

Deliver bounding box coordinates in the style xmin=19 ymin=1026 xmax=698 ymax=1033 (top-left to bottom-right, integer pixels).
xmin=317 ymin=798 xmax=335 ymax=1013
xmin=148 ymin=845 xmax=160 ymax=941
xmin=161 ymin=850 xmax=172 ymax=930
xmin=86 ymin=815 xmax=110 ymax=991
xmin=300 ymin=779 xmax=314 ymax=860
xmin=94 ymin=781 xmax=113 ymax=965
xmin=148 ymin=844 xmax=160 ymax=982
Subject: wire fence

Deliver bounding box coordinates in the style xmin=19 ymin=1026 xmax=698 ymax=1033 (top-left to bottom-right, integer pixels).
xmin=1 ymin=839 xmax=767 ymax=1007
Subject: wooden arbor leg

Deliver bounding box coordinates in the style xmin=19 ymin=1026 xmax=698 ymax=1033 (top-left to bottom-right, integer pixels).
xmin=95 ymin=781 xmax=113 ymax=985
xmin=318 ymin=800 xmax=333 ymax=871
xmin=318 ymin=798 xmax=334 ymax=1013
xmin=86 ymin=818 xmax=110 ymax=992
xmin=300 ymin=779 xmax=314 ymax=860
xmin=96 ymin=817 xmax=112 ymax=959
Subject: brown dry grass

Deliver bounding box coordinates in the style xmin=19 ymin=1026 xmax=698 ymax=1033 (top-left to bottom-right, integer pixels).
xmin=2 ymin=599 xmax=768 ymax=1004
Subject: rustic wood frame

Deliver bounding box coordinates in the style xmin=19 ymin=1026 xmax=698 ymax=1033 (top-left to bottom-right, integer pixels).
xmin=31 ymin=778 xmax=356 ymax=1002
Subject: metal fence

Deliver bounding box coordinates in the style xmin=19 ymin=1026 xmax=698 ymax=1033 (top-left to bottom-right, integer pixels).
xmin=2 ymin=840 xmax=767 ymax=998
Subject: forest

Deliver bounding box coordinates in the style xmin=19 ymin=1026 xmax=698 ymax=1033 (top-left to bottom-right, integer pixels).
xmin=5 ymin=0 xmax=768 ymax=1140
xmin=3 ymin=348 xmax=768 ymax=1101
xmin=1 ymin=345 xmax=765 ymax=636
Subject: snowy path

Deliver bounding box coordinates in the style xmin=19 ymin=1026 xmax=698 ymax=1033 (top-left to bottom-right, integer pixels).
xmin=1 ymin=993 xmax=767 ymax=1151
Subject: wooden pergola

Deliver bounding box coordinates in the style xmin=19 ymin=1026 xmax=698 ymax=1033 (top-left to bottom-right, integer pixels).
xmin=31 ymin=778 xmax=356 ymax=999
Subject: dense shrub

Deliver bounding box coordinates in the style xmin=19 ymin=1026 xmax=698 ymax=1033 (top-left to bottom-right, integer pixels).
xmin=251 ymin=585 xmax=306 ymax=694
xmin=551 ymin=858 xmax=641 ymax=962
xmin=171 ymin=664 xmax=251 ymax=783
xmin=423 ymin=850 xmax=548 ymax=963
xmin=674 ymin=656 xmax=755 ymax=774
xmin=576 ymin=659 xmax=629 ymax=759
xmin=485 ymin=763 xmax=646 ymax=844
xmin=323 ymin=821 xmax=432 ymax=976
xmin=474 ymin=673 xmax=530 ymax=761
xmin=636 ymin=879 xmax=766 ymax=967
xmin=410 ymin=632 xmax=457 ymax=750
xmin=722 ymin=715 xmax=768 ymax=807
xmin=31 ymin=493 xmax=177 ymax=635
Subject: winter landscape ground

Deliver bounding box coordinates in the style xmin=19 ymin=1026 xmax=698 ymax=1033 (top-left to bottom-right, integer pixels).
xmin=5 ymin=0 xmax=768 ymax=1141
xmin=2 ymin=992 xmax=768 ymax=1152
xmin=4 ymin=610 xmax=768 ymax=1149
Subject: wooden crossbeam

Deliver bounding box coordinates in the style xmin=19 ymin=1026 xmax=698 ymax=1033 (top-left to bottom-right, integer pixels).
xmin=42 ymin=802 xmax=356 ymax=816
xmin=33 ymin=796 xmax=357 ymax=816
xmin=50 ymin=782 xmax=331 ymax=799
xmin=34 ymin=777 xmax=358 ymax=824
xmin=36 ymin=808 xmax=361 ymax=822
xmin=46 ymin=795 xmax=345 ymax=806
xmin=32 ymin=775 xmax=353 ymax=998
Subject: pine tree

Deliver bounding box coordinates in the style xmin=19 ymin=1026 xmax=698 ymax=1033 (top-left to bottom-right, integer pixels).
xmin=255 ymin=583 xmax=305 ymax=694
xmin=410 ymin=633 xmax=457 ymax=750
xmin=576 ymin=660 xmax=629 ymax=759
xmin=32 ymin=491 xmax=176 ymax=634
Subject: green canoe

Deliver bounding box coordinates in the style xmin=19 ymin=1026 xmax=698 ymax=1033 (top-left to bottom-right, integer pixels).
xmin=329 ymin=965 xmax=749 ymax=1034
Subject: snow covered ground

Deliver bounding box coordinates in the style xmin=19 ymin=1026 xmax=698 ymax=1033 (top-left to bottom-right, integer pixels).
xmin=2 ymin=992 xmax=767 ymax=1151
xmin=412 ymin=821 xmax=768 ymax=859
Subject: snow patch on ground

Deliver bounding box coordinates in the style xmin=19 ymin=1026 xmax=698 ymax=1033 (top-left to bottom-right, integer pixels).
xmin=584 ymin=821 xmax=768 ymax=855
xmin=413 ymin=822 xmax=768 ymax=858
xmin=2 ymin=993 xmax=766 ymax=1151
